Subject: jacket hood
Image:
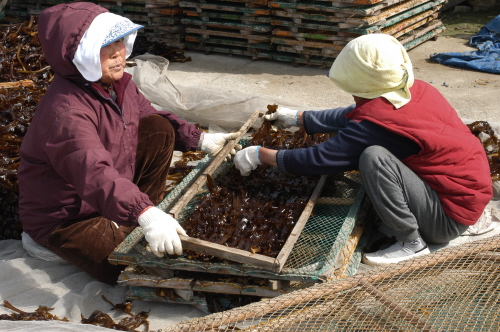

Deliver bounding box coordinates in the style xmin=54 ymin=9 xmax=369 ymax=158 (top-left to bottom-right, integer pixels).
xmin=38 ymin=2 xmax=108 ymax=82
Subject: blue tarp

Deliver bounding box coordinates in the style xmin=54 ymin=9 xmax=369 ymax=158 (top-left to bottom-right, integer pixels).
xmin=430 ymin=15 xmax=500 ymax=74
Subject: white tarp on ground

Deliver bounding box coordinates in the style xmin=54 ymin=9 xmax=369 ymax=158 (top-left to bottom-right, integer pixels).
xmin=0 ymin=239 xmax=205 ymax=331
xmin=2 ymin=55 xmax=500 ymax=331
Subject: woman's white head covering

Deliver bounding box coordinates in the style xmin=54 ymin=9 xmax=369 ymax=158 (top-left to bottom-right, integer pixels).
xmin=328 ymin=34 xmax=414 ymax=109
xmin=73 ymin=12 xmax=143 ymax=82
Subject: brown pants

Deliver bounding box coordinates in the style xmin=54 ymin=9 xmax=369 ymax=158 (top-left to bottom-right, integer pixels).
xmin=43 ymin=114 xmax=175 ymax=285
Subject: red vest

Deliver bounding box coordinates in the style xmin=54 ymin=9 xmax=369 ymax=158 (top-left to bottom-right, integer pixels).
xmin=345 ymin=80 xmax=492 ymax=226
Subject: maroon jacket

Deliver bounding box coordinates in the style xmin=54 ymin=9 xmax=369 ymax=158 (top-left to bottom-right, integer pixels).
xmin=345 ymin=80 xmax=492 ymax=226
xmin=18 ymin=2 xmax=202 ymax=244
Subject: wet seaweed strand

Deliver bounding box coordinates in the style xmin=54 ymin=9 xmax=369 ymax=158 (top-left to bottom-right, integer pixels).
xmin=466 ymin=121 xmax=500 ymax=181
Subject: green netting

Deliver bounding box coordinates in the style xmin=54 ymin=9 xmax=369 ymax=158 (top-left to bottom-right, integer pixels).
xmin=156 ymin=153 xmax=214 ymax=213
xmin=284 ymin=176 xmax=365 ymax=278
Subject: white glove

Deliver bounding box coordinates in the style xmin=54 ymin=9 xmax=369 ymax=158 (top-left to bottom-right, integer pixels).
xmin=138 ymin=206 xmax=187 ymax=257
xmin=234 ymin=145 xmax=262 ymax=176
xmin=263 ymin=107 xmax=299 ymax=129
xmin=199 ymin=132 xmax=242 ymax=159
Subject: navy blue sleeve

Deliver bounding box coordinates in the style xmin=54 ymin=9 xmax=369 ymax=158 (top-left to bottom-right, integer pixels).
xmin=276 ymin=120 xmax=421 ymax=176
xmin=303 ymin=105 xmax=355 ymax=134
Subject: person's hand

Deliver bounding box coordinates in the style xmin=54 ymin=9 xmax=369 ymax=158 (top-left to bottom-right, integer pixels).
xmin=137 ymin=206 xmax=187 ymax=257
xmin=234 ymin=145 xmax=262 ymax=176
xmin=263 ymin=107 xmax=299 ymax=129
xmin=200 ymin=132 xmax=242 ymax=159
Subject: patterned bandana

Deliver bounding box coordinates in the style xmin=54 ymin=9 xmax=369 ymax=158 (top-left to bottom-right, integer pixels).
xmin=102 ymin=19 xmax=143 ymax=47
xmin=73 ymin=12 xmax=143 ymax=82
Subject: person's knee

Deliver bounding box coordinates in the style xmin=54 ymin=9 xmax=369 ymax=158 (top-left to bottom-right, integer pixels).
xmin=359 ymin=145 xmax=388 ymax=172
xmin=140 ymin=114 xmax=174 ymax=136
xmin=138 ymin=115 xmax=175 ymax=149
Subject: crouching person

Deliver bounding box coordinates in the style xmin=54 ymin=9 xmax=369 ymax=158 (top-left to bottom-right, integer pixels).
xmin=233 ymin=34 xmax=493 ymax=266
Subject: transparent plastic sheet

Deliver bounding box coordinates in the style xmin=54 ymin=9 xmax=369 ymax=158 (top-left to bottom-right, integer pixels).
xmin=125 ymin=54 xmax=313 ymax=131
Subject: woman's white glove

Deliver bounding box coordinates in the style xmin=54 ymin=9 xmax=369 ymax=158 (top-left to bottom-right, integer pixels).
xmin=263 ymin=107 xmax=299 ymax=129
xmin=234 ymin=145 xmax=262 ymax=176
xmin=137 ymin=206 xmax=187 ymax=257
xmin=200 ymin=132 xmax=242 ymax=159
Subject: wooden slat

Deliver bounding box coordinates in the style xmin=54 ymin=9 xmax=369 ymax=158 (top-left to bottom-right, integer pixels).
xmin=276 ymin=45 xmax=340 ymax=57
xmin=186 ymin=27 xmax=270 ymax=41
xmin=120 ymin=271 xmax=288 ymax=297
xmin=270 ymin=37 xmax=347 ymax=50
xmin=109 ymin=227 xmax=143 ymax=256
xmin=180 ymin=235 xmax=279 ymax=271
xmin=181 ymin=18 xmax=273 ymax=32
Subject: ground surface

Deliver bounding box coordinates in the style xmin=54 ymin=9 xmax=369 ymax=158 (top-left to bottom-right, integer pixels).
xmin=164 ymin=7 xmax=500 ymax=123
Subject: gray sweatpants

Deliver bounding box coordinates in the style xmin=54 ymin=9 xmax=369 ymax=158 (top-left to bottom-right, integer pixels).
xmin=359 ymin=146 xmax=468 ymax=244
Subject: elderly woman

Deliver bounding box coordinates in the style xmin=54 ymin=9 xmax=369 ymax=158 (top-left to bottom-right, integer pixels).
xmin=234 ymin=34 xmax=492 ymax=266
xmin=18 ymin=2 xmax=237 ymax=284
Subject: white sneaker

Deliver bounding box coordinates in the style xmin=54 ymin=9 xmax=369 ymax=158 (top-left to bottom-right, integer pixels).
xmin=362 ymin=239 xmax=430 ymax=267
xmin=463 ymin=209 xmax=496 ymax=236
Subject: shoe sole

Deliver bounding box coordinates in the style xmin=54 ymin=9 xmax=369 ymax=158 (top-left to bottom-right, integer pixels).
xmin=362 ymin=247 xmax=431 ymax=267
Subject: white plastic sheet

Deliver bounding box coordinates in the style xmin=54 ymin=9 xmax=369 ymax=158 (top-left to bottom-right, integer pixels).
xmin=0 ymin=240 xmax=205 ymax=331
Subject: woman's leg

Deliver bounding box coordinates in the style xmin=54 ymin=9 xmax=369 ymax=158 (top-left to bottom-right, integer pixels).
xmin=133 ymin=114 xmax=176 ymax=205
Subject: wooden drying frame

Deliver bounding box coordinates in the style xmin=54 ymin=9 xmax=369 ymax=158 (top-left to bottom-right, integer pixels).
xmin=110 ymin=109 xmax=329 ymax=272
xmin=169 ymin=108 xmax=329 ymax=272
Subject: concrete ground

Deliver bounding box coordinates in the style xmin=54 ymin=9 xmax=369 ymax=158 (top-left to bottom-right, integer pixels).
xmin=164 ymin=34 xmax=500 ymax=123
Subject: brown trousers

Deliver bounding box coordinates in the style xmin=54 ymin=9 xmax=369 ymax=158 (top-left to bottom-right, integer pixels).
xmin=43 ymin=114 xmax=175 ymax=285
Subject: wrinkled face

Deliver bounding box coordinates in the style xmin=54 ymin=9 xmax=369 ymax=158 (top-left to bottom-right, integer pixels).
xmin=99 ymin=38 xmax=126 ymax=84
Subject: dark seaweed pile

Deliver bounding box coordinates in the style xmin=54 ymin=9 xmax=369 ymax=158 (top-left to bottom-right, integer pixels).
xmin=0 ymin=17 xmax=51 ymax=240
xmin=181 ymin=105 xmax=331 ymax=260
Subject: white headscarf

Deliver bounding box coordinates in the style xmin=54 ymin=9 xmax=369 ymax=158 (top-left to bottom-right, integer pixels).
xmin=328 ymin=34 xmax=414 ymax=109
xmin=73 ymin=12 xmax=143 ymax=82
